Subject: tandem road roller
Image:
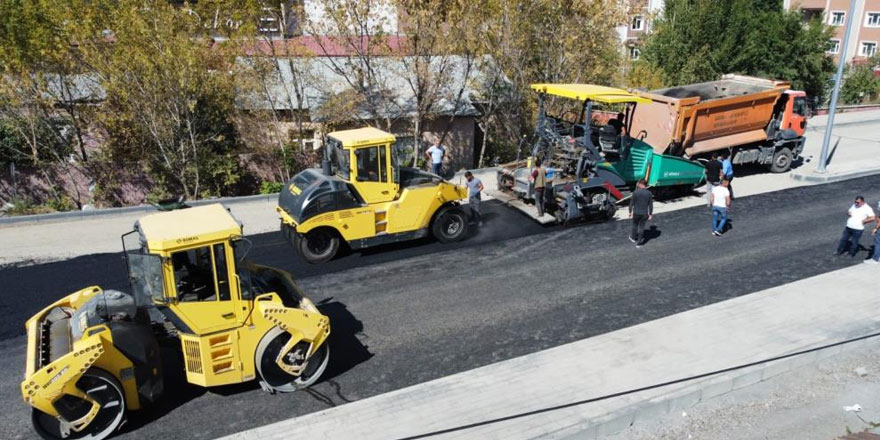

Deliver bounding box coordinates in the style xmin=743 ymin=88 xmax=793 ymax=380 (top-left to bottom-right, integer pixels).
xmin=21 ymin=204 xmax=331 ymax=440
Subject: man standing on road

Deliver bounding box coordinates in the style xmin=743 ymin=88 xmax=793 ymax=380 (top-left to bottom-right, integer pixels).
xmin=530 ymin=159 xmax=547 ymax=217
xmin=465 ymin=171 xmax=484 ymax=226
xmin=837 ymin=196 xmax=875 ymax=257
xmin=720 ymin=151 xmax=734 ymax=200
xmin=866 ymin=201 xmax=880 ymax=264
xmin=425 ymin=139 xmax=446 ymax=175
xmin=705 ymin=153 xmax=722 ymax=207
xmin=629 ymin=180 xmax=653 ymax=247
xmin=710 ymin=179 xmax=731 ymax=236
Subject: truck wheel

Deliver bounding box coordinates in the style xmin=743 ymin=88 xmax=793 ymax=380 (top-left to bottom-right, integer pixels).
xmin=256 ymin=326 xmax=330 ymax=393
xmin=769 ymin=147 xmax=793 ymax=173
xmin=432 ymin=207 xmax=469 ymax=243
xmin=295 ymin=229 xmax=340 ymax=264
xmin=32 ymin=368 xmax=126 ymax=440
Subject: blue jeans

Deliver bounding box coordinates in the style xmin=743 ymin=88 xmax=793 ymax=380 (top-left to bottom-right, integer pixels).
xmin=712 ymin=207 xmax=727 ymax=233
xmin=431 ymin=162 xmax=442 ymax=175
xmin=872 ymin=231 xmax=880 ymax=261
xmin=837 ymin=227 xmax=863 ymax=256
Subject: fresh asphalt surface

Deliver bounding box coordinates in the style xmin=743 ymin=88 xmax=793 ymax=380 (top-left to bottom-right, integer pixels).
xmin=1 ymin=175 xmax=878 ymax=439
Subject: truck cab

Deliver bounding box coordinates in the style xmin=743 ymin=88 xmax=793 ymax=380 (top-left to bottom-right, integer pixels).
xmin=777 ymin=90 xmax=809 ymax=137
xmin=277 ymin=127 xmax=470 ymax=263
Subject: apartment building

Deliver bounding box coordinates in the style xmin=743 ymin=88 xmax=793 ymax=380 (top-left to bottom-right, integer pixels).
xmin=785 ymin=0 xmax=880 ymax=64
xmin=617 ymin=0 xmax=665 ymax=60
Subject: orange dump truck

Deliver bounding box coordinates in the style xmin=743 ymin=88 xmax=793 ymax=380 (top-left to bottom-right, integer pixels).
xmin=630 ymin=74 xmax=809 ymax=173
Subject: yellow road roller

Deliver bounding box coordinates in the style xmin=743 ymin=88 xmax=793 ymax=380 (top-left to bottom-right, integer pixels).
xmin=277 ymin=127 xmax=471 ymax=263
xmin=21 ymin=204 xmax=330 ymax=439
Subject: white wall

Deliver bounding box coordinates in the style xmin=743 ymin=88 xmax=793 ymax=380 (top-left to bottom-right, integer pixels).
xmin=304 ymin=0 xmax=398 ymax=35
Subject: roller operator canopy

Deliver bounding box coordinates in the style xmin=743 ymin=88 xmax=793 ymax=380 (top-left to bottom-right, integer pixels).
xmin=530 ymin=83 xmax=652 ymax=104
xmin=136 ymin=203 xmax=242 ymax=251
xmin=327 ymin=127 xmax=397 ymax=148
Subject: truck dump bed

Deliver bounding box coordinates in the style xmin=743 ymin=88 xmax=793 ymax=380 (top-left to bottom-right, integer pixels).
xmin=631 ymin=75 xmax=789 ymax=157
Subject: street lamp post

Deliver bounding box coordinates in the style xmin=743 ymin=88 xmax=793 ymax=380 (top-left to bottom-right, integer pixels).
xmin=817 ymin=0 xmax=858 ymax=173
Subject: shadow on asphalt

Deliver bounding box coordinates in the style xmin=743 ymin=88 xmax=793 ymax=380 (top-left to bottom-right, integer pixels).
xmin=118 ymin=299 xmax=370 ymax=433
xmin=641 ymin=225 xmax=661 ymax=245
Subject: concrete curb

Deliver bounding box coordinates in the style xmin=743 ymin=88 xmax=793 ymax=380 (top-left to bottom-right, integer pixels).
xmin=790 ymin=167 xmax=880 ymax=184
xmin=0 ymin=192 xmax=279 ymax=227
xmin=553 ymin=334 xmax=879 ymax=439
xmin=0 ymin=167 xmax=499 ymax=228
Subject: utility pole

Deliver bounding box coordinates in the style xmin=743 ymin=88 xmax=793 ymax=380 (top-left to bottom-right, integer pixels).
xmin=817 ymin=0 xmax=858 ymax=173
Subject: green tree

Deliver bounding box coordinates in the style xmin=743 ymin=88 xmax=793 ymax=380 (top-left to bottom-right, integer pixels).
xmin=841 ymin=56 xmax=880 ymax=104
xmin=643 ymin=0 xmax=835 ymax=102
xmin=476 ymin=0 xmax=625 ymax=162
xmin=80 ymin=1 xmax=243 ymax=200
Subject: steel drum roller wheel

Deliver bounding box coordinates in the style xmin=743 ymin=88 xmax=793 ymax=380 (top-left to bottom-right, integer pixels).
xmin=256 ymin=326 xmax=330 ymax=393
xmin=32 ymin=368 xmax=126 ymax=440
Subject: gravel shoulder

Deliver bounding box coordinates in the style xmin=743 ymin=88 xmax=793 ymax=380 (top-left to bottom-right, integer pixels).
xmin=606 ymin=341 xmax=880 ymax=440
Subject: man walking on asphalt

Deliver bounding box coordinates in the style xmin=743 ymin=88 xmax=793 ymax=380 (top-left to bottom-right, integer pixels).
xmin=866 ymin=201 xmax=880 ymax=264
xmin=720 ymin=151 xmax=734 ymax=200
xmin=705 ymin=153 xmax=722 ymax=207
xmin=465 ymin=171 xmax=484 ymax=225
xmin=425 ymin=139 xmax=446 ymax=175
xmin=530 ymin=158 xmax=547 ymax=217
xmin=629 ymin=180 xmax=653 ymax=247
xmin=710 ymin=179 xmax=731 ymax=236
xmin=837 ymin=195 xmax=875 ymax=257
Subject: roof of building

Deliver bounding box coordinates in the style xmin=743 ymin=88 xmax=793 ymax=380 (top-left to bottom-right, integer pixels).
xmin=327 ymin=126 xmax=396 ymax=147
xmin=136 ymin=204 xmax=242 ymax=252
xmin=530 ymin=84 xmax=651 ymax=104
xmin=237 ymin=55 xmax=500 ymax=119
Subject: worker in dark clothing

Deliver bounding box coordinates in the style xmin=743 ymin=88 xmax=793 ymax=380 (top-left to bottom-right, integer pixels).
xmin=704 ymin=153 xmax=723 ymax=207
xmin=607 ymin=112 xmax=626 ymax=135
xmin=530 ymin=158 xmax=548 ymax=217
xmin=629 ymin=179 xmax=653 ymax=247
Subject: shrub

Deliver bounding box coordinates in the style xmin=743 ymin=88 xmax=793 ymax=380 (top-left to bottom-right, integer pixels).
xmin=260 ymin=181 xmax=284 ymax=194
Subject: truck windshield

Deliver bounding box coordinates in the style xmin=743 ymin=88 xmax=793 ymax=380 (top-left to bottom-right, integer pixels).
xmin=793 ymin=97 xmax=807 ymax=116
xmin=126 ymin=251 xmax=165 ymax=306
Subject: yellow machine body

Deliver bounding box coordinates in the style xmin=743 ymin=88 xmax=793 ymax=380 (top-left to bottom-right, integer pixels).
xmin=22 ymin=204 xmax=330 ymax=439
xmin=277 ymin=127 xmax=470 ymax=263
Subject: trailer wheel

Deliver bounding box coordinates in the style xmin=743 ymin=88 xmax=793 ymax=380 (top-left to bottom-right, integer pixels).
xmin=256 ymin=327 xmax=330 ymax=393
xmin=769 ymin=147 xmax=793 ymax=173
xmin=432 ymin=207 xmax=469 ymax=243
xmin=32 ymin=368 xmax=126 ymax=440
xmin=295 ymin=228 xmax=340 ymax=264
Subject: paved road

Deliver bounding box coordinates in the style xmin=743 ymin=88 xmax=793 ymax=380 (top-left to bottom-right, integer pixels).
xmin=1 ymin=175 xmax=878 ymax=439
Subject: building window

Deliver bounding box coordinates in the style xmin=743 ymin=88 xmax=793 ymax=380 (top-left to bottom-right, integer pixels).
xmin=289 ymin=129 xmax=317 ymax=150
xmin=860 ymin=41 xmax=878 ymax=57
xmin=827 ymin=39 xmax=841 ymax=54
xmin=631 ymin=15 xmax=644 ymax=31
xmin=867 ymin=12 xmax=880 ymax=27
xmin=829 ymin=11 xmax=845 ymax=26
xmin=629 ymin=46 xmax=641 ymax=60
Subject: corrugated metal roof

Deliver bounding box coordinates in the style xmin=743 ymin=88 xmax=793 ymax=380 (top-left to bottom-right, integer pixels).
xmin=236 ymin=55 xmax=499 ymax=119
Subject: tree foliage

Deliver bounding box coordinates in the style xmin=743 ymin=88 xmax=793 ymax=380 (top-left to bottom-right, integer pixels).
xmin=643 ymin=0 xmax=835 ymax=101
xmin=475 ymin=0 xmax=625 ymax=162
xmin=841 ymin=56 xmax=880 ymax=104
